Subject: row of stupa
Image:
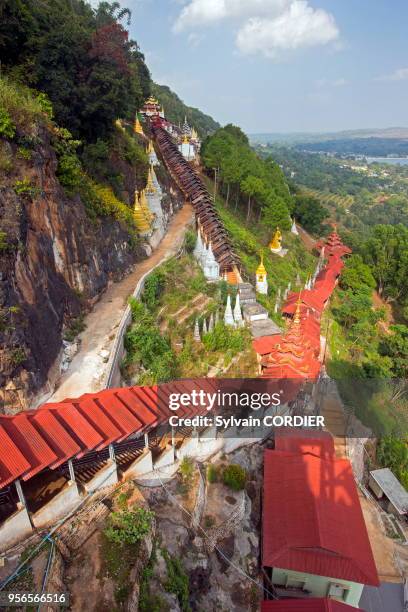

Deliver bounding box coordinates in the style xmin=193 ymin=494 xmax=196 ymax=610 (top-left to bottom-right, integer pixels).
xmin=193 ymin=227 xmax=220 ymax=281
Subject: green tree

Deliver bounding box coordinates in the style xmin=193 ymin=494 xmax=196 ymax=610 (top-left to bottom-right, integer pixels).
xmin=379 ymin=325 xmax=408 ymax=378
xmin=293 ymin=194 xmax=329 ymax=234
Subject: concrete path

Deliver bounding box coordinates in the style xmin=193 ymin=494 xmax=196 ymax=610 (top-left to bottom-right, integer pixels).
xmin=48 ymin=204 xmax=194 ymax=403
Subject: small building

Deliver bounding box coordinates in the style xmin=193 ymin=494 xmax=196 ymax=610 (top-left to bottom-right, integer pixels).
xmin=242 ymin=302 xmax=269 ymax=323
xmin=263 ymin=447 xmax=379 ymax=608
xmin=368 ymin=468 xmax=408 ymax=518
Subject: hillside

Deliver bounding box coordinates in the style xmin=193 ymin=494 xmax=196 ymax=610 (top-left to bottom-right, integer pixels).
xmin=152 ymin=82 xmax=220 ymax=137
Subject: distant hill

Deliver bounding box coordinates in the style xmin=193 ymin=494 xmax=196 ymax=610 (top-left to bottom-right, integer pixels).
xmin=152 ymin=83 xmax=220 ymax=138
xmin=249 ymin=127 xmax=408 ymax=146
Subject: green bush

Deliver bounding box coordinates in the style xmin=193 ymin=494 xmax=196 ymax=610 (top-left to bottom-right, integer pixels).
xmin=222 ymin=463 xmax=247 ymax=491
xmin=180 ymin=456 xmax=194 ymax=486
xmin=63 ymin=315 xmax=85 ymax=342
xmin=142 ymin=270 xmax=166 ymax=310
xmin=14 ymin=178 xmax=38 ymax=196
xmin=162 ymin=549 xmax=191 ymax=612
xmin=0 ymin=77 xmax=48 ymax=133
xmin=0 ymin=231 xmax=9 ymax=252
xmin=104 ymin=507 xmax=154 ymax=546
xmin=206 ymin=464 xmax=218 ymax=483
xmin=184 ymin=229 xmax=196 ymax=253
xmin=0 ymin=108 xmax=16 ymax=139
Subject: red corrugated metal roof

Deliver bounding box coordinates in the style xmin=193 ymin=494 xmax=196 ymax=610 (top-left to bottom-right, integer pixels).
xmin=29 ymin=410 xmax=81 ymax=468
xmin=263 ymin=449 xmax=379 ymax=586
xmin=1 ymin=414 xmax=58 ymax=481
xmin=275 ymin=429 xmax=335 ymax=459
xmin=46 ymin=403 xmax=104 ymax=457
xmin=0 ymin=422 xmax=32 ymax=487
xmin=261 ymin=599 xmax=360 ymax=611
xmin=75 ymin=398 xmax=124 ymax=448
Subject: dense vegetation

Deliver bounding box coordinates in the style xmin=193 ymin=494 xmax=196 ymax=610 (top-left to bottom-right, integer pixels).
xmin=201 ymin=125 xmax=293 ymax=230
xmin=152 ymin=83 xmax=220 ymax=138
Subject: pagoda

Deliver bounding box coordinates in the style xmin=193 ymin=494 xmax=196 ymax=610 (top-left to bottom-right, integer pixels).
xmin=261 ymin=298 xmax=320 ymax=379
xmin=133 ymin=191 xmax=151 ymax=235
xmin=146 ymin=140 xmax=159 ymax=166
xmin=134 ymin=115 xmax=144 ymax=136
xmin=139 ymin=189 xmax=154 ymax=224
xmin=256 ymin=253 xmax=268 ymax=295
xmin=141 ymin=96 xmax=162 ymax=117
xmin=269 ymin=227 xmax=283 ymax=254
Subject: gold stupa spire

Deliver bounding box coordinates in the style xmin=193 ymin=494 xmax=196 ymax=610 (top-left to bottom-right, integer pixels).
xmin=269 ymin=227 xmax=282 ymax=251
xmin=146 ymin=166 xmax=156 ymax=193
xmin=182 ymin=133 xmax=189 ymax=145
xmin=256 ymin=251 xmax=267 ymax=277
xmin=140 ymin=188 xmax=154 ymax=223
xmin=134 ymin=115 xmax=144 ymax=135
xmin=133 ymin=190 xmax=150 ymax=234
xmin=294 ymin=293 xmax=302 ymax=324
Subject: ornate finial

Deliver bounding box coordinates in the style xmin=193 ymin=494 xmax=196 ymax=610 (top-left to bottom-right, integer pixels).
xmin=294 ymin=293 xmax=302 ymax=324
xmin=134 ymin=115 xmax=144 ymax=135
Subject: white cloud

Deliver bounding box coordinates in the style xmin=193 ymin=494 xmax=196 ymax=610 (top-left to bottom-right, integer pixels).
xmin=236 ymin=1 xmax=339 ymax=58
xmin=173 ymin=0 xmax=289 ymax=32
xmin=376 ymin=67 xmax=408 ymax=82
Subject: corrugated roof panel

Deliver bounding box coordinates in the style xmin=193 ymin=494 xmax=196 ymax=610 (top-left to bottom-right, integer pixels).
xmin=75 ymin=397 xmax=124 ymax=448
xmin=29 ymin=410 xmax=81 ymax=468
xmin=48 ymin=404 xmax=104 ymax=457
xmin=263 ymin=449 xmax=379 ymax=587
xmin=96 ymin=390 xmax=145 ymax=436
xmin=1 ymin=414 xmax=58 ymax=480
xmin=0 ymin=421 xmax=32 ymax=488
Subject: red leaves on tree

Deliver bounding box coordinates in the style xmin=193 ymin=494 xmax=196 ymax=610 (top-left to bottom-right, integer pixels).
xmin=89 ymin=23 xmax=130 ymax=74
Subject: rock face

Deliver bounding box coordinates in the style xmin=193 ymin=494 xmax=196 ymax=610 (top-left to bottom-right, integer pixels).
xmin=0 ymin=130 xmax=145 ymax=412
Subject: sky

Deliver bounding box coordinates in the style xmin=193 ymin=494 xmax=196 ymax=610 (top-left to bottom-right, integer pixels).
xmin=97 ymin=0 xmax=408 ymax=133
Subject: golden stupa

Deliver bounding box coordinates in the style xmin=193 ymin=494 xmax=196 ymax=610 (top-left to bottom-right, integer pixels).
xmin=133 ymin=190 xmax=151 ymax=234
xmin=269 ymin=227 xmax=282 ymax=252
xmin=134 ymin=115 xmax=144 ymax=135
xmin=146 ymin=167 xmax=157 ymax=194
xmin=182 ymin=133 xmax=189 ymax=145
xmin=140 ymin=188 xmax=154 ymax=223
xmin=256 ymin=252 xmax=267 ymax=282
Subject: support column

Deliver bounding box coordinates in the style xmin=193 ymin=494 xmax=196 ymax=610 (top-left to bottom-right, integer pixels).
xmin=109 ymin=444 xmax=116 ymax=463
xmin=15 ymin=478 xmax=27 ymax=508
xmin=68 ymin=460 xmax=76 ymax=482
xmin=144 ymin=433 xmax=149 ymax=449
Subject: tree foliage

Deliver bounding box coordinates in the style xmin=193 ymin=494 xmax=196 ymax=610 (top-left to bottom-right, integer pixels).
xmin=0 ymin=0 xmax=150 ymax=141
xmin=201 ymin=125 xmax=292 ymax=228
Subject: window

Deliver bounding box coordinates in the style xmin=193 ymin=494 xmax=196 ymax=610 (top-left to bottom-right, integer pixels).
xmin=285 ymin=575 xmax=306 ymax=590
xmin=328 ymin=582 xmax=349 ymax=601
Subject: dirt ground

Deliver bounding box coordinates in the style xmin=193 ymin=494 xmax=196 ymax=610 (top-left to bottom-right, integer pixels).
xmin=49 ymin=204 xmax=194 ymax=402
xmin=360 ymin=493 xmax=407 ymax=582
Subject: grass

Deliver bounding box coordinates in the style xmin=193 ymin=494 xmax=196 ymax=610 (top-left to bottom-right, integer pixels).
xmin=0 ymin=76 xmax=49 ymax=134
xmin=100 ymin=531 xmax=139 ymax=608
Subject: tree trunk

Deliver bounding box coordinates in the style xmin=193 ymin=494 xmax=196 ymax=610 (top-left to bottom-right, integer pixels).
xmin=246 ymin=195 xmax=251 ymax=222
xmin=234 ymin=187 xmax=239 ymax=211
xmin=226 ymin=183 xmax=230 ymax=207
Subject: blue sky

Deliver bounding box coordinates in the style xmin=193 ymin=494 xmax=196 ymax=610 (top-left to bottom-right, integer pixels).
xmin=103 ymin=0 xmax=408 ymax=133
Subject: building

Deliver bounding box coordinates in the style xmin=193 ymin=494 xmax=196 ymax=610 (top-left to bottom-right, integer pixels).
xmin=263 ymin=441 xmax=379 ymax=608
xmin=368 ymin=468 xmax=408 ymax=518
xmin=140 ymin=95 xmax=164 ymax=118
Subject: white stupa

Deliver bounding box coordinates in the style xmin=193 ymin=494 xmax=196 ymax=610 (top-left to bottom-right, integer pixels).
xmin=224 ymin=295 xmax=235 ymax=326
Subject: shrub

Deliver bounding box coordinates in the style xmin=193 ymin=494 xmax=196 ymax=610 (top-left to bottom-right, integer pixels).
xmin=222 ymin=463 xmax=247 ymax=491
xmin=63 ymin=315 xmax=85 ymax=342
xmin=162 ymin=549 xmax=191 ymax=612
xmin=203 ymin=514 xmax=215 ymax=528
xmin=0 ymin=108 xmax=16 ymax=139
xmin=17 ymin=146 xmax=32 ymax=160
xmin=184 ymin=229 xmax=196 ymax=253
xmin=14 ymin=178 xmax=38 ymax=196
xmin=0 ymin=77 xmax=48 ymax=133
xmin=0 ymin=231 xmax=9 ymax=252
xmin=142 ymin=270 xmax=166 ymax=310
xmin=10 ymin=348 xmax=26 ymax=366
xmin=180 ymin=456 xmax=194 ymax=485
xmin=206 ymin=464 xmax=218 ymax=483
xmin=104 ymin=507 xmax=154 ymax=545
xmin=0 ymin=142 xmax=12 ymax=172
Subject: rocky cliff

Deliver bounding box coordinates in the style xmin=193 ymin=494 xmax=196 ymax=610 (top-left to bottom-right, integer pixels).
xmin=0 ymin=128 xmax=146 ymax=413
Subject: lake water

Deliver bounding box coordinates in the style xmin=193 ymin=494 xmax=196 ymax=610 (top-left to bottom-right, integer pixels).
xmin=366 ymin=156 xmax=408 ymax=166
